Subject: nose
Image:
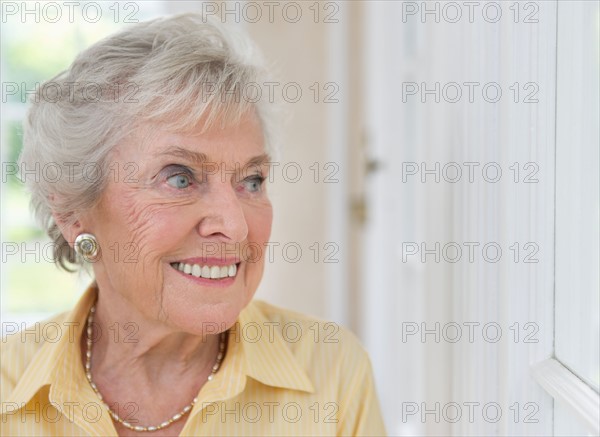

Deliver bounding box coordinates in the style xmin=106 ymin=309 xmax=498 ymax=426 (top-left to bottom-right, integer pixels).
xmin=196 ymin=182 xmax=249 ymax=243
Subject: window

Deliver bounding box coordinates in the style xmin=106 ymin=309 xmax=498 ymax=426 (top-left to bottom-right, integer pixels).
xmin=554 ymin=0 xmax=600 ymax=394
xmin=359 ymin=1 xmax=599 ymax=435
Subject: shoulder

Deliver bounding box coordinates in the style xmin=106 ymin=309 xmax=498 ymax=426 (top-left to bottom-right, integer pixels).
xmin=0 ymin=311 xmax=69 ymax=400
xmin=245 ymin=299 xmax=374 ymax=386
xmin=244 ymin=300 xmax=387 ymax=435
xmin=249 ymin=299 xmax=369 ymax=356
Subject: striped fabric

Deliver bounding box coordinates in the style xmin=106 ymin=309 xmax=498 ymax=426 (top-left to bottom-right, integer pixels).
xmin=1 ymin=283 xmax=386 ymax=436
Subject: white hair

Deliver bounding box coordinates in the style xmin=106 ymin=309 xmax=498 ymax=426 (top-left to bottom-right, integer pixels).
xmin=19 ymin=13 xmax=280 ymax=271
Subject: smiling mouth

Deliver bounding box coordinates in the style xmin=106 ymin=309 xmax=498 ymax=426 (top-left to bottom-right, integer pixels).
xmin=170 ymin=262 xmax=240 ymax=280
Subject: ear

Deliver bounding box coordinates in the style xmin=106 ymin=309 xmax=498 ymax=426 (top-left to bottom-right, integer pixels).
xmin=52 ymin=210 xmax=85 ymax=248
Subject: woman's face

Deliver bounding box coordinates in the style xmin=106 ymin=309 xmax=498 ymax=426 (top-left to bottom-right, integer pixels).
xmin=81 ymin=110 xmax=273 ymax=334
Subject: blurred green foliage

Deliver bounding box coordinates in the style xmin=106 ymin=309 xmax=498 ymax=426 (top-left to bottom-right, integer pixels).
xmin=5 ymin=121 xmax=23 ymax=187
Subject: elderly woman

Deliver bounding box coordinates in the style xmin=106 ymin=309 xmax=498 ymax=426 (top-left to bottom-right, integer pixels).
xmin=1 ymin=14 xmax=385 ymax=437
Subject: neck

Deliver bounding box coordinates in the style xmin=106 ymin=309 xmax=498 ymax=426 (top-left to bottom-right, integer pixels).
xmin=86 ymin=286 xmax=221 ymax=385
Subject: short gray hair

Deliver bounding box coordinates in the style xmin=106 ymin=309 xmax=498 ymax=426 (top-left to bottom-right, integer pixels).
xmin=19 ymin=13 xmax=279 ymax=271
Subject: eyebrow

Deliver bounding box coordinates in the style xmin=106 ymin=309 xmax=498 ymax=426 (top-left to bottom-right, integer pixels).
xmin=158 ymin=146 xmax=272 ymax=168
xmin=244 ymin=153 xmax=272 ymax=169
xmin=156 ymin=146 xmax=208 ymax=165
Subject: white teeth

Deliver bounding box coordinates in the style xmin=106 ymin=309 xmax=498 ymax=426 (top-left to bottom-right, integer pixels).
xmin=191 ymin=264 xmax=202 ymax=278
xmin=173 ymin=262 xmax=238 ymax=279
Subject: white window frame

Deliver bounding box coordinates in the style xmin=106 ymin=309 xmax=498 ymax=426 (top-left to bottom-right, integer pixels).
xmin=533 ymin=358 xmax=600 ymax=434
xmin=530 ymin=1 xmax=600 ymax=435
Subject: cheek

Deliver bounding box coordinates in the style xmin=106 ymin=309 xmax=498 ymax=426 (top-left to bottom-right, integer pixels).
xmin=97 ymin=189 xmax=195 ymax=272
xmin=244 ymin=202 xmax=273 ymax=271
xmin=246 ymin=201 xmax=273 ymax=243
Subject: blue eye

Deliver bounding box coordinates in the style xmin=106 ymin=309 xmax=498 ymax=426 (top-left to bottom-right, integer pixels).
xmin=243 ymin=175 xmax=265 ymax=192
xmin=167 ymin=173 xmax=191 ymax=189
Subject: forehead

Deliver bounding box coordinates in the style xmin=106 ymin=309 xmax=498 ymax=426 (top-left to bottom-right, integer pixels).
xmin=122 ymin=110 xmax=266 ymax=163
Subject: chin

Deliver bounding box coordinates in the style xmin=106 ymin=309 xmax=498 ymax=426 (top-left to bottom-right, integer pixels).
xmin=157 ymin=269 xmax=257 ymax=336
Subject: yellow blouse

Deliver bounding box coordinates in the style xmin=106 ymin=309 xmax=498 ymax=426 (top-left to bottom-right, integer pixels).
xmin=1 ymin=283 xmax=386 ymax=436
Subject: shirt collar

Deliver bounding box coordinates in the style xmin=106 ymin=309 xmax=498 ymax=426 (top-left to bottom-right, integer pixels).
xmin=2 ymin=282 xmax=314 ymax=416
xmin=232 ymin=301 xmax=315 ymax=393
